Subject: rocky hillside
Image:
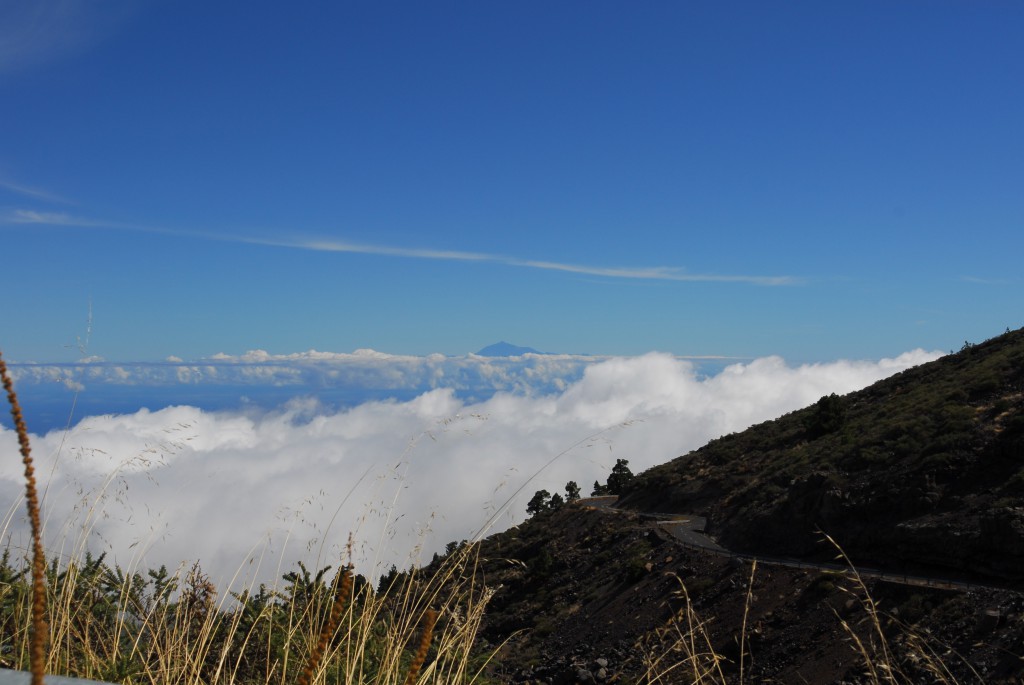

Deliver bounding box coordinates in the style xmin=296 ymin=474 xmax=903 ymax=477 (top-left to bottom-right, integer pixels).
xmin=620 ymin=327 xmax=1024 ymax=586
xmin=470 ymin=327 xmax=1024 ymax=683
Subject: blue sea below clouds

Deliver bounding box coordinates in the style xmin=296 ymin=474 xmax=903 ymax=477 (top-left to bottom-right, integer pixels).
xmin=6 ymin=384 xmax=436 ymax=435
xmin=2 ymin=355 xmax=735 ymax=436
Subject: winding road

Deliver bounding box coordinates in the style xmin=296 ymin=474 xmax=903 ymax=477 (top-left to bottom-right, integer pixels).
xmin=577 ymin=496 xmax=1017 ymax=594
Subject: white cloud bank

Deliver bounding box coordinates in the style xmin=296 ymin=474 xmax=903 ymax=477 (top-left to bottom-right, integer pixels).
xmin=0 ymin=349 xmax=941 ymax=588
xmin=9 ymin=349 xmax=598 ymax=398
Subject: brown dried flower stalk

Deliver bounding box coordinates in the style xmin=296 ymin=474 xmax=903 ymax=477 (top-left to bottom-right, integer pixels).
xmin=403 ymin=608 xmax=438 ymax=685
xmin=1 ymin=352 xmax=48 ymax=685
xmin=296 ymin=565 xmax=354 ymax=685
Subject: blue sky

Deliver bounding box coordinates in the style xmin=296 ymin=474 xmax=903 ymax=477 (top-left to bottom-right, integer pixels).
xmin=1 ymin=1 xmax=1021 ymax=363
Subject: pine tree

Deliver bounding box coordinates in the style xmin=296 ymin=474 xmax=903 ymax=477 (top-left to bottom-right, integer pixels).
xmin=606 ymin=458 xmax=634 ymax=495
xmin=527 ymin=489 xmax=552 ymax=516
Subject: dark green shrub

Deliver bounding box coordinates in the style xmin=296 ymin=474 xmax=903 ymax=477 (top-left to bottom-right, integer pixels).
xmin=804 ymin=394 xmax=846 ymax=438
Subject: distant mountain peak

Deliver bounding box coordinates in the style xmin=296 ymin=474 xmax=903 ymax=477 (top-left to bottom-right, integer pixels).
xmin=476 ymin=342 xmax=545 ymax=357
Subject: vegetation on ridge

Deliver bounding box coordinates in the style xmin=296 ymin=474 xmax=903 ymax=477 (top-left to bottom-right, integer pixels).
xmin=621 ymin=327 xmax=1024 ymax=584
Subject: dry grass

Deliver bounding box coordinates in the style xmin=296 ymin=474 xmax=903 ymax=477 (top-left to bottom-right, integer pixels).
xmin=637 ymin=565 xmax=754 ymax=684
xmin=0 ymin=504 xmax=498 ymax=685
xmin=824 ymin=532 xmax=984 ymax=685
xmin=638 ymin=543 xmax=985 ymax=685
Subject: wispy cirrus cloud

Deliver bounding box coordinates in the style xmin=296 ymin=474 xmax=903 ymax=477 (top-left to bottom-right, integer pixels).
xmin=508 ymin=259 xmax=795 ymax=285
xmin=4 ymin=208 xmax=201 ymax=235
xmin=960 ymin=275 xmax=1014 ymax=286
xmin=6 ymin=209 xmax=96 ymax=225
xmin=268 ymin=238 xmax=798 ymax=285
xmin=2 ymin=208 xmax=798 ymax=286
xmin=0 ymin=180 xmax=74 ymax=205
xmin=280 ymin=238 xmax=494 ymax=263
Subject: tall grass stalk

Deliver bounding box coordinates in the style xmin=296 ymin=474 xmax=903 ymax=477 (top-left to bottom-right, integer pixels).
xmin=823 ymin=532 xmax=982 ymax=685
xmin=2 ymin=351 xmax=48 ymax=685
xmin=1 ymin=521 xmax=497 ymax=684
xmin=639 ymin=543 xmax=984 ymax=685
xmin=639 ymin=574 xmax=728 ymax=684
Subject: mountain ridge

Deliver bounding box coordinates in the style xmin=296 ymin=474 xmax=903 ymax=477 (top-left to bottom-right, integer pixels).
xmin=476 ymin=341 xmax=547 ymax=357
xmin=619 ymin=326 xmax=1024 ymax=585
xmin=469 ymin=326 xmax=1024 ymax=682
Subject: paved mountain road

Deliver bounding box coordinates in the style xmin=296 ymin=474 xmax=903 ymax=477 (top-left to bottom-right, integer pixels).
xmin=577 ymin=496 xmax=1015 ymax=594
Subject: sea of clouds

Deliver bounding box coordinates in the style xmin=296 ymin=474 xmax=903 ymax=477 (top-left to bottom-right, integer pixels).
xmin=0 ymin=348 xmax=941 ymax=588
xmin=8 ymin=348 xmax=599 ymax=396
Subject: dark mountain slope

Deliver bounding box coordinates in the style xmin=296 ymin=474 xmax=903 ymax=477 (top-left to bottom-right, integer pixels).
xmin=619 ymin=327 xmax=1024 ymax=585
xmin=475 ymin=502 xmax=1024 ymax=683
xmin=470 ymin=328 xmax=1024 ymax=683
